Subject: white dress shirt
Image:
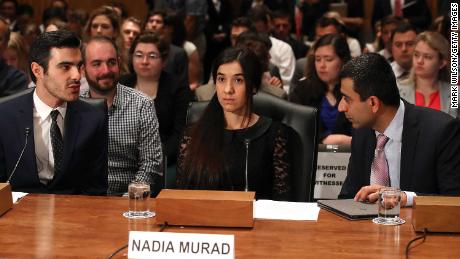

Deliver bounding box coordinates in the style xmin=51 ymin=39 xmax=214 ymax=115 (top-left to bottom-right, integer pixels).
xmin=33 ymin=91 xmax=66 ymax=185
xmin=375 ymin=100 xmax=416 ymax=206
xmin=269 ymin=36 xmax=296 ymax=93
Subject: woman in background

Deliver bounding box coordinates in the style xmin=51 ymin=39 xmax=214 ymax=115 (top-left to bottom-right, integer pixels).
xmin=398 ymin=31 xmax=457 ymax=117
xmin=119 ymin=32 xmax=192 ymax=164
xmin=290 ymin=34 xmax=352 ymax=144
xmin=176 ymin=47 xmax=292 ymax=201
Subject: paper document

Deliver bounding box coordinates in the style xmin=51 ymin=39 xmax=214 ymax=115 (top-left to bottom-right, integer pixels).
xmin=254 ymin=200 xmax=320 ymax=221
xmin=12 ymin=192 xmax=28 ymax=203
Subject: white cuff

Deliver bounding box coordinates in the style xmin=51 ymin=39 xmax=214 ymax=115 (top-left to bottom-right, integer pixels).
xmin=404 ymin=191 xmax=416 ymax=207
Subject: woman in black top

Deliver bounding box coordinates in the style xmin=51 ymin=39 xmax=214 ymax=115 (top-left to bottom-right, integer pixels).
xmin=176 ymin=48 xmax=292 ymax=201
xmin=119 ymin=32 xmax=192 ymax=164
xmin=290 ymin=34 xmax=352 ymax=144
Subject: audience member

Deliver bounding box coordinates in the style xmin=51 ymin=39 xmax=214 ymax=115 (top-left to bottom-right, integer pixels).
xmin=0 ymin=0 xmax=17 ymax=30
xmin=81 ymin=36 xmax=163 ymax=195
xmin=67 ymin=9 xmax=88 ymax=40
xmin=84 ymin=6 xmax=120 ymax=41
xmin=291 ymin=34 xmax=351 ymax=144
xmin=177 ymin=47 xmax=292 ymax=201
xmin=315 ymin=16 xmax=361 ymax=58
xmin=0 ymin=30 xmax=108 ymax=195
xmin=338 ymin=53 xmax=460 ymax=206
xmin=12 ymin=3 xmax=33 ymax=32
xmin=144 ymin=10 xmax=189 ymax=91
xmin=119 ymin=32 xmax=192 ymax=165
xmin=271 ymin=10 xmax=308 ymax=59
xmin=399 ymin=31 xmax=457 ymax=117
xmin=378 ymin=15 xmax=406 ymax=61
xmin=163 ymin=12 xmax=202 ymax=90
xmin=40 ymin=7 xmax=67 ymax=33
xmin=120 ymin=17 xmax=141 ymax=75
xmin=390 ymin=23 xmax=416 ymax=82
xmin=2 ymin=31 xmax=28 ymax=77
xmin=0 ymin=17 xmax=27 ymax=96
xmin=249 ymin=6 xmax=296 ymax=93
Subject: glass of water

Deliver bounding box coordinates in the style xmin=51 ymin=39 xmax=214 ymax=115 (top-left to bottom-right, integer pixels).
xmin=372 ymin=187 xmax=405 ymax=225
xmin=123 ymin=181 xmax=155 ymax=219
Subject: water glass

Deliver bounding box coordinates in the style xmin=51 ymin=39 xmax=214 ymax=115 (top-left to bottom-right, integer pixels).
xmin=123 ymin=182 xmax=155 ymax=219
xmin=372 ymin=187 xmax=405 ymax=225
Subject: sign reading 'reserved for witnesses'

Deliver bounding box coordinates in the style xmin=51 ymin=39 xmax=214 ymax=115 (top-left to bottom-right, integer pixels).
xmin=128 ymin=231 xmax=234 ymax=259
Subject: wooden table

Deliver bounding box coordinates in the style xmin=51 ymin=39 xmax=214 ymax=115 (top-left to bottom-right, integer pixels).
xmin=0 ymin=194 xmax=459 ymax=258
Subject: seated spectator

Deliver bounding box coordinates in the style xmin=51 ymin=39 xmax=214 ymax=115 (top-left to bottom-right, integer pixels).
xmin=338 ymin=53 xmax=460 ymax=206
xmin=119 ymin=32 xmax=192 ymax=165
xmin=119 ymin=17 xmax=141 ymax=75
xmin=144 ymin=10 xmax=189 ymax=92
xmin=163 ymin=12 xmax=202 ymax=90
xmin=67 ymin=9 xmax=88 ymax=40
xmin=81 ymin=36 xmax=163 ymax=195
xmin=40 ymin=7 xmax=67 ymax=33
xmin=390 ymin=23 xmax=417 ymax=82
xmin=271 ymin=10 xmax=308 ymax=59
xmin=249 ymin=6 xmax=296 ymax=93
xmin=0 ymin=17 xmax=27 ymax=97
xmin=377 ymin=15 xmax=406 ymax=61
xmin=177 ymin=47 xmax=292 ymax=201
xmin=315 ymin=16 xmax=361 ymax=58
xmin=398 ymin=31 xmax=457 ymax=117
xmin=84 ymin=6 xmax=120 ymax=41
xmin=290 ymin=34 xmax=352 ymax=144
xmin=2 ymin=32 xmax=28 ymax=78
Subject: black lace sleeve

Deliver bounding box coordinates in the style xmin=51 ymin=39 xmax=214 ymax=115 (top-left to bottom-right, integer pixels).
xmin=272 ymin=124 xmax=291 ymax=201
xmin=176 ymin=130 xmax=192 ymax=188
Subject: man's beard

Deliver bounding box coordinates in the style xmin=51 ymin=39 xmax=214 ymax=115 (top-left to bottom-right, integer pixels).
xmin=85 ymin=72 xmax=119 ymax=95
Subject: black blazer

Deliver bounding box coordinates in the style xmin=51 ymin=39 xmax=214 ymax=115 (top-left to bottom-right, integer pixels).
xmin=120 ymin=71 xmax=192 ymax=164
xmin=0 ymin=90 xmax=108 ymax=195
xmin=339 ymin=101 xmax=460 ymax=198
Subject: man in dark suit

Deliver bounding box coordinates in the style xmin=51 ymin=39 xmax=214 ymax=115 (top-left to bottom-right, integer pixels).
xmin=0 ymin=30 xmax=108 ymax=195
xmin=338 ymin=53 xmax=460 ymax=206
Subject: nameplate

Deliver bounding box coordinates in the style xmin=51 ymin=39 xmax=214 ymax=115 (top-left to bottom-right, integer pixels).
xmin=128 ymin=231 xmax=234 ymax=259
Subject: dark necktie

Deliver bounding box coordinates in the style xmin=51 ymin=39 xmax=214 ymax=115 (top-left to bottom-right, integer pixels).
xmin=370 ymin=134 xmax=390 ymax=186
xmin=50 ymin=110 xmax=64 ymax=176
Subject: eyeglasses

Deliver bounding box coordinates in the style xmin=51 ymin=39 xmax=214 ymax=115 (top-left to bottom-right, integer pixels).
xmin=133 ymin=52 xmax=161 ymax=61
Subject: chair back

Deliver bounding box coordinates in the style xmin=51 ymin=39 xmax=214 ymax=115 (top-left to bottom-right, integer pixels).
xmin=186 ymin=92 xmax=319 ymax=202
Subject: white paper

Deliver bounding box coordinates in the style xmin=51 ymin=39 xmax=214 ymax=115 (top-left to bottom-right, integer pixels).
xmin=254 ymin=200 xmax=320 ymax=221
xmin=12 ymin=192 xmax=28 ymax=203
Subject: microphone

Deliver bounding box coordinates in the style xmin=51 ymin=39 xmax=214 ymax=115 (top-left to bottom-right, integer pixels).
xmin=244 ymin=139 xmax=250 ymax=192
xmin=6 ymin=127 xmax=30 ymax=184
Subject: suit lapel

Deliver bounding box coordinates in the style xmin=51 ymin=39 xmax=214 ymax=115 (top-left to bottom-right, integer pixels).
xmin=400 ymin=103 xmax=418 ymax=190
xmin=16 ymin=92 xmax=39 ymax=183
xmin=364 ymin=130 xmax=376 ymax=185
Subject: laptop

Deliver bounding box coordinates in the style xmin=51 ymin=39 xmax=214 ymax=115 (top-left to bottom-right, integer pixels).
xmin=317 ymin=199 xmax=378 ymax=220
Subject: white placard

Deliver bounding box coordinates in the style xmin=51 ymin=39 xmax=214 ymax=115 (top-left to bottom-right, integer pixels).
xmin=128 ymin=231 xmax=234 ymax=259
xmin=314 ymin=152 xmax=351 ymax=199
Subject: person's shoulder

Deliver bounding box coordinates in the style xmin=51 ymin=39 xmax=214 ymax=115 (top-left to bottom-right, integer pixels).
xmin=0 ymin=88 xmax=33 ymax=110
xmin=406 ymin=101 xmax=454 ymax=128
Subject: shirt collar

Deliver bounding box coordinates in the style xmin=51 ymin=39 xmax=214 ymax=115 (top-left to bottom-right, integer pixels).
xmin=375 ymin=99 xmax=405 ymax=142
xmin=33 ymin=90 xmax=67 ymax=121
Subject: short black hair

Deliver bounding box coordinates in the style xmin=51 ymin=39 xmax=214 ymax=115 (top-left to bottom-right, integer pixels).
xmin=390 ymin=22 xmax=416 ymax=42
xmin=316 ymin=16 xmax=343 ymax=33
xmin=29 ymin=30 xmax=81 ymax=83
xmin=231 ymin=17 xmax=254 ymax=31
xmin=340 ymin=53 xmax=400 ymax=107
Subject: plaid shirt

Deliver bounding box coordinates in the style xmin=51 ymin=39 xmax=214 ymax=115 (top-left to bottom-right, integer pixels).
xmin=82 ymin=84 xmax=163 ymax=195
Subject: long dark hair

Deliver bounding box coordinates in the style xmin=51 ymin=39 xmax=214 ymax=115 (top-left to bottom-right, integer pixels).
xmin=304 ymin=33 xmax=351 ymax=105
xmin=181 ymin=47 xmax=262 ymax=188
